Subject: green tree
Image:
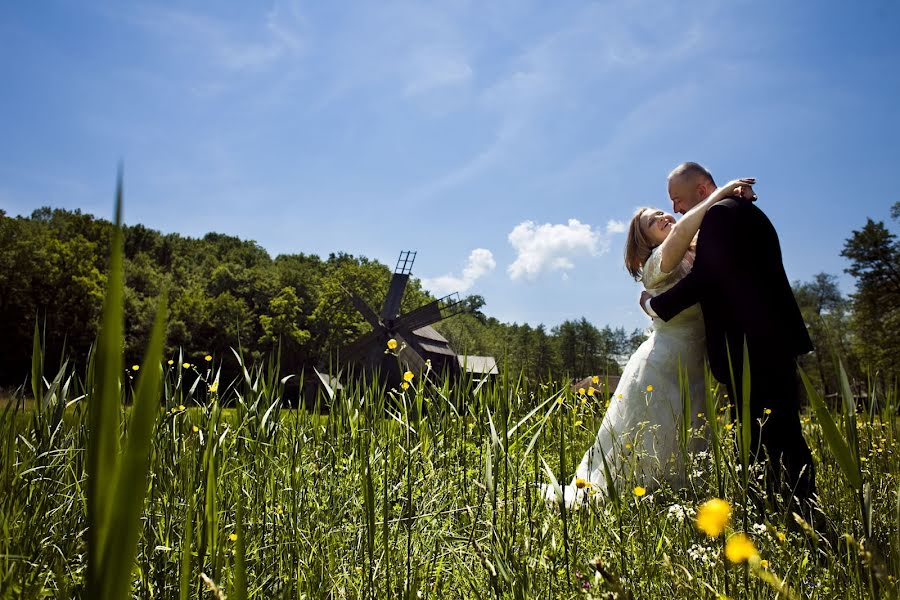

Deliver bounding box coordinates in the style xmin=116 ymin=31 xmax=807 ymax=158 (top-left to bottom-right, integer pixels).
xmin=841 ymin=205 xmax=900 ymax=381
xmin=793 ymin=273 xmax=854 ymax=394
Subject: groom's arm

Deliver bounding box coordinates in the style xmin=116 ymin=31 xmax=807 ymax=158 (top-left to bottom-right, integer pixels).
xmin=649 ymin=204 xmax=739 ymax=322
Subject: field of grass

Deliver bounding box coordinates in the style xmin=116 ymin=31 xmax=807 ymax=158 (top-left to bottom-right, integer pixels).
xmin=2 ymin=187 xmax=898 ymax=599
xmin=2 ymin=351 xmax=899 ymax=599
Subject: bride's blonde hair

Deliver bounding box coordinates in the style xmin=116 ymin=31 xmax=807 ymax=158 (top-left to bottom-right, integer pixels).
xmin=624 ymin=206 xmax=694 ymax=285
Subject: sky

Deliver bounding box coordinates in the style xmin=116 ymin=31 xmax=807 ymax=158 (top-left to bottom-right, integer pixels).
xmin=2 ymin=1 xmax=899 ymax=332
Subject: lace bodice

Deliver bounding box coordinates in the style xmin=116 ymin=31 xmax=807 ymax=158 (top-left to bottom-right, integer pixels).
xmin=642 ymin=247 xmax=704 ymax=337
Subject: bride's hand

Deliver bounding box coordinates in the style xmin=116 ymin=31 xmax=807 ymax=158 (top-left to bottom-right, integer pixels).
xmin=722 ymin=178 xmax=757 ymax=201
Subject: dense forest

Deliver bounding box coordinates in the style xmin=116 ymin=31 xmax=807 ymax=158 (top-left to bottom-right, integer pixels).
xmin=0 ymin=207 xmax=644 ymax=390
xmin=1 ymin=203 xmax=898 ymax=394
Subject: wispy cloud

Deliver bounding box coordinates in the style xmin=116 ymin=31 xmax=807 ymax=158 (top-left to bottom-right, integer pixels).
xmin=421 ymin=248 xmax=496 ymax=296
xmin=111 ymin=1 xmax=308 ymax=83
xmin=507 ymin=219 xmax=606 ymax=281
xmin=606 ymin=219 xmax=626 ymax=234
xmin=403 ymin=1 xmax=717 ymax=203
xmin=404 ymin=50 xmax=473 ymax=96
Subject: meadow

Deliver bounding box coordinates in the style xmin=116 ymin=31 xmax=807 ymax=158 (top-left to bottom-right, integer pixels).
xmin=3 ymin=345 xmax=900 ymax=599
xmin=2 ymin=189 xmax=899 ymax=599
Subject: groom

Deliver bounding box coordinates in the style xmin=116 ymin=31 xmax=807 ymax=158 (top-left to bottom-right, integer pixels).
xmin=641 ymin=162 xmax=816 ymax=506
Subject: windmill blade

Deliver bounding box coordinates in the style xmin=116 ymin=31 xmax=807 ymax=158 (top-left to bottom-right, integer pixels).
xmin=392 ymin=324 xmax=434 ymax=368
xmin=340 ymin=329 xmax=384 ymax=363
xmin=393 ymin=298 xmax=443 ymax=332
xmin=380 ymin=250 xmax=416 ymax=320
xmin=437 ymin=292 xmax=465 ymax=318
xmin=394 ymin=292 xmax=464 ymax=332
xmin=396 ymin=339 xmax=427 ymax=373
xmin=342 ymin=285 xmax=382 ymax=329
xmin=380 ymin=273 xmax=409 ymax=321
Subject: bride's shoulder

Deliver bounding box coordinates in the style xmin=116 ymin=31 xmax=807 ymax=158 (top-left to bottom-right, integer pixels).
xmin=641 ymin=246 xmax=664 ymax=287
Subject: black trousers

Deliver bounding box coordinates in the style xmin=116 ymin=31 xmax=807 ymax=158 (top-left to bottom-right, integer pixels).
xmin=725 ymin=358 xmax=816 ymax=505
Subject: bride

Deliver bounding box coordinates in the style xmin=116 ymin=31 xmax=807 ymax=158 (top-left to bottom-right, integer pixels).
xmin=547 ymin=177 xmax=756 ymax=507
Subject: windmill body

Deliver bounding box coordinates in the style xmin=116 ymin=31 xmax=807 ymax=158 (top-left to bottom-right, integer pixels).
xmin=340 ymin=251 xmax=494 ymax=388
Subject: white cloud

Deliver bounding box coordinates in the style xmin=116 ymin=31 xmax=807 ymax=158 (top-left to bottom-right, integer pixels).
xmin=606 ymin=219 xmax=626 ymax=234
xmin=507 ymin=219 xmax=605 ymax=281
xmin=421 ymin=248 xmax=496 ymax=296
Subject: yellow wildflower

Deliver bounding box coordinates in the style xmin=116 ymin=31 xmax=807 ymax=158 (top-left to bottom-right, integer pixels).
xmin=401 ymin=382 xmax=410 ymax=390
xmin=182 ymin=362 xmax=191 ymax=369
xmin=229 ymin=533 xmax=238 ymax=542
xmin=574 ymin=420 xmax=583 ymax=427
xmin=764 ymin=408 xmax=772 ymax=415
xmin=760 ymin=559 xmax=769 ymax=570
xmin=192 ymin=425 xmax=199 ymax=433
xmin=646 ymin=385 xmax=653 ymax=392
xmin=387 ymin=338 xmax=398 ymax=350
xmin=591 ymin=375 xmax=599 ymax=384
xmin=167 ymin=359 xmax=174 ymax=365
xmin=725 ymin=533 xmax=758 ymax=563
xmin=575 ymin=477 xmax=587 ymax=489
xmin=587 ymin=387 xmax=595 ymax=397
xmin=577 ymin=387 xmax=586 ymax=396
xmin=209 ymin=381 xmax=219 ymax=393
xmin=633 ymin=486 xmax=646 ymax=497
xmin=132 ymin=364 xmax=140 ymax=371
xmin=178 ymin=404 xmax=185 ymax=411
xmin=625 ymin=443 xmax=632 ymax=450
xmin=205 ymin=355 xmax=212 ymax=362
xmin=697 ymin=412 xmax=704 ymax=418
xmin=776 ymin=531 xmax=786 ymax=542
xmin=403 ymin=371 xmax=414 ymax=382
xmin=696 ymin=498 xmax=732 ymax=537
xmin=557 ymin=397 xmax=564 ymax=405
xmin=725 ymin=423 xmax=734 ymax=431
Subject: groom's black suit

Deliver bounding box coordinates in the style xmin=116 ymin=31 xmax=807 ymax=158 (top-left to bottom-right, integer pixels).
xmin=650 ymin=197 xmax=816 ymax=502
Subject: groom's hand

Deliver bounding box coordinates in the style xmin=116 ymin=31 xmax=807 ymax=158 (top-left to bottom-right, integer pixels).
xmin=639 ymin=291 xmax=653 ymax=316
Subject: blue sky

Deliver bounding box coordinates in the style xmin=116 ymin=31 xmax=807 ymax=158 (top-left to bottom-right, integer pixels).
xmin=2 ymin=1 xmax=898 ymax=332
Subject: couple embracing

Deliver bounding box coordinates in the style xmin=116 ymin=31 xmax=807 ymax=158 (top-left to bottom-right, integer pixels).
xmin=550 ymin=162 xmax=815 ymax=512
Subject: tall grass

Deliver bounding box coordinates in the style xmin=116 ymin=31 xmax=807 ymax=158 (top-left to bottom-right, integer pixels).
xmin=2 ymin=349 xmax=897 ymax=597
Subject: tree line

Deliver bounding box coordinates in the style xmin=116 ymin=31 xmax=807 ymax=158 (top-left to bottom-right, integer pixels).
xmin=2 ymin=203 xmax=897 ymax=393
xmin=0 ymin=207 xmax=643 ymax=389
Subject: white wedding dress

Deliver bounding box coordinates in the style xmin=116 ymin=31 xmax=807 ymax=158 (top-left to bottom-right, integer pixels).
xmin=548 ymin=247 xmax=709 ymax=507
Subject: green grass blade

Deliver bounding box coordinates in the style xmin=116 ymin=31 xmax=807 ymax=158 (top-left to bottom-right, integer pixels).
xmin=233 ymin=490 xmax=248 ymax=600
xmin=31 ymin=318 xmax=42 ymax=410
xmin=838 ymin=361 xmax=861 ymax=465
xmin=740 ymin=338 xmax=751 ymax=479
xmin=799 ymin=367 xmax=862 ymax=490
xmin=180 ymin=493 xmax=193 ymax=600
xmin=87 ymin=173 xmax=125 ymax=593
xmin=100 ymin=291 xmax=167 ymax=599
xmin=540 ymin=456 xmax=563 ymax=508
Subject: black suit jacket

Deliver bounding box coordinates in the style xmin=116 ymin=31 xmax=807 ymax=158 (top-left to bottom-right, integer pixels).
xmin=649 ymin=198 xmax=812 ymax=384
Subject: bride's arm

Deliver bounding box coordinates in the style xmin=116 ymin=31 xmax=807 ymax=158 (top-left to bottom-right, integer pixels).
xmin=658 ymin=178 xmax=755 ymax=273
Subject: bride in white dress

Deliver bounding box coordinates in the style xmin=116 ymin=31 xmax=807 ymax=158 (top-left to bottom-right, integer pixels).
xmin=547 ymin=177 xmax=756 ymax=507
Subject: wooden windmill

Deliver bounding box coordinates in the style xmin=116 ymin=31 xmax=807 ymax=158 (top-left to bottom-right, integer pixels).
xmin=340 ymin=251 xmax=467 ymax=385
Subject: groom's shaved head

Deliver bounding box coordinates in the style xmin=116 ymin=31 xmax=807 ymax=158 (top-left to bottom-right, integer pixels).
xmin=667 ymin=162 xmax=717 ymax=214
xmin=668 ymin=162 xmax=716 ymax=187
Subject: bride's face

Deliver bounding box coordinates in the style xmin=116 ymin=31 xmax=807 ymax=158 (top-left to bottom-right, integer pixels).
xmin=640 ymin=208 xmax=675 ymax=246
